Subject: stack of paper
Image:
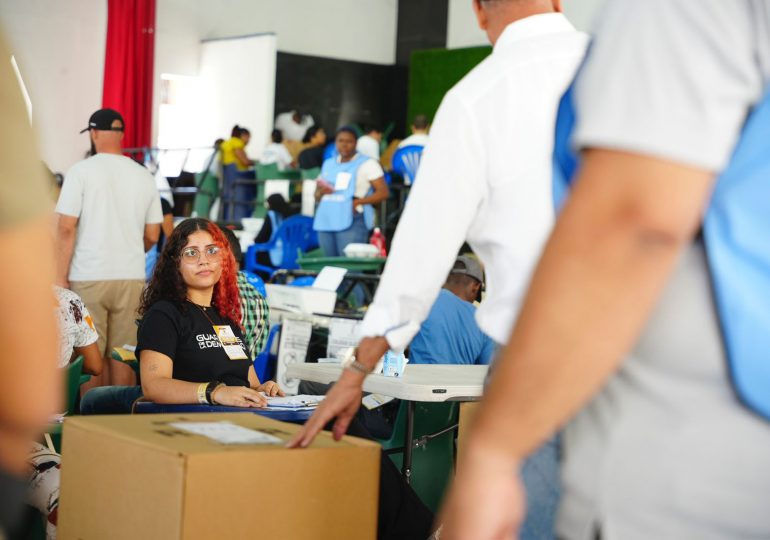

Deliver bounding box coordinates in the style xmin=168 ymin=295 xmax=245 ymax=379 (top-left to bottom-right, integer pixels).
xmin=265 ymin=394 xmax=325 ymax=411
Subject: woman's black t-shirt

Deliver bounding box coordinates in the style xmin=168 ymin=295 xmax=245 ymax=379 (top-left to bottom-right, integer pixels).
xmin=136 ymin=300 xmax=251 ymax=387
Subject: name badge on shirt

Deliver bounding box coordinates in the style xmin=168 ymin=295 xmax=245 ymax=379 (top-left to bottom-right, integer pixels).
xmin=335 ymin=172 xmax=352 ymax=191
xmin=213 ymin=325 xmax=248 ymax=360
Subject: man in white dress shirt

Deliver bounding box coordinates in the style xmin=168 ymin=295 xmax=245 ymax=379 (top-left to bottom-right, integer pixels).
xmin=292 ymin=0 xmax=588 ymax=536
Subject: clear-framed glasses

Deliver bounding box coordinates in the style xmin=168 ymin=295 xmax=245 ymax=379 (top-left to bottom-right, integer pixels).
xmin=180 ymin=245 xmax=222 ymax=264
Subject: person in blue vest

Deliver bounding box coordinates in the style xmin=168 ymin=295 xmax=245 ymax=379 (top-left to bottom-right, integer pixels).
xmin=435 ymin=2 xmax=770 ymax=540
xmin=313 ymin=126 xmax=389 ymax=257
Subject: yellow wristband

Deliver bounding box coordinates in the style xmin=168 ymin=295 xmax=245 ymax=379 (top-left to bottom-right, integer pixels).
xmin=197 ymin=383 xmax=208 ymax=404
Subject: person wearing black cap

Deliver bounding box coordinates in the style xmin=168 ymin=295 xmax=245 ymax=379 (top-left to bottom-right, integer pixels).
xmin=55 ymin=108 xmax=163 ymax=389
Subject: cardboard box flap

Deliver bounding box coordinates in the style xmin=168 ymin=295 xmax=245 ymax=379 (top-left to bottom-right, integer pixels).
xmin=64 ymin=413 xmax=378 ymax=456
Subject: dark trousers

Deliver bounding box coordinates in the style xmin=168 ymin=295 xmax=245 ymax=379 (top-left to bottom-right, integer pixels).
xmin=300 ymin=381 xmax=432 ymax=539
xmin=342 ymin=417 xmax=434 ymax=540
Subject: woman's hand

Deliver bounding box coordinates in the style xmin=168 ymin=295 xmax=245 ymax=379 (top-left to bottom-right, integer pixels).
xmin=211 ymin=385 xmax=267 ymax=407
xmin=256 ymin=380 xmax=285 ymax=397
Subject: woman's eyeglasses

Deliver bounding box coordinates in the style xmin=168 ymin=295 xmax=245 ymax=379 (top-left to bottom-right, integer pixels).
xmin=180 ymin=245 xmax=222 ymax=263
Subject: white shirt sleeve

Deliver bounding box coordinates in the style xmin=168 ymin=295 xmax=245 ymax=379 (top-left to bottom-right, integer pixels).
xmin=574 ymin=0 xmax=765 ymax=171
xmin=72 ymin=296 xmax=99 ymax=348
xmin=145 ymin=190 xmax=163 ymax=224
xmin=279 ymin=144 xmax=293 ymax=169
xmin=355 ymin=159 xmax=385 ymax=198
xmin=55 ymin=166 xmax=84 ymax=217
xmin=360 ymin=92 xmax=486 ymax=351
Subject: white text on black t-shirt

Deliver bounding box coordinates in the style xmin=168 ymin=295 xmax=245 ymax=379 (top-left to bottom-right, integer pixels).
xmin=196 ymin=333 xmax=222 ymax=350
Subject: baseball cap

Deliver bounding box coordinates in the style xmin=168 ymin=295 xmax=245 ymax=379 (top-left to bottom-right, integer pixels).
xmin=450 ymin=255 xmax=485 ymax=287
xmin=79 ymin=108 xmax=124 ymax=133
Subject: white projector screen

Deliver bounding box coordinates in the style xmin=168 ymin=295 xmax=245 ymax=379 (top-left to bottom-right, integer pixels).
xmin=199 ymin=33 xmax=277 ymax=158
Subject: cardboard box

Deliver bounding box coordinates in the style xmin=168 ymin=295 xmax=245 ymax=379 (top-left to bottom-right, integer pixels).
xmin=265 ymin=283 xmax=337 ymax=315
xmin=58 ymin=413 xmax=379 ymax=540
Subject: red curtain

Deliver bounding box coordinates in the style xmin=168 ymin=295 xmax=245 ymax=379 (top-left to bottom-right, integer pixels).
xmin=102 ymin=0 xmax=157 ymax=151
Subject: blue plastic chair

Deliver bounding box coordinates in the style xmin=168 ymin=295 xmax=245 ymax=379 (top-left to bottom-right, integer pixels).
xmin=243 ymin=215 xmax=319 ymax=277
xmin=287 ymin=276 xmax=316 ymax=288
xmin=241 ymin=270 xmax=267 ymax=297
xmin=323 ymin=142 xmax=338 ymax=162
xmin=391 ymin=145 xmax=424 ymax=185
xmin=253 ymin=323 xmax=281 ymax=383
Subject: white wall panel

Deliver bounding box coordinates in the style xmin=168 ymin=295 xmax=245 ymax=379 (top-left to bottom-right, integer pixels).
xmin=0 ymin=0 xmax=106 ymax=173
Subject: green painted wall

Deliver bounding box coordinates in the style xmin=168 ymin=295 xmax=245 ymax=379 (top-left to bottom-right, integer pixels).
xmin=406 ymin=46 xmax=492 ymax=127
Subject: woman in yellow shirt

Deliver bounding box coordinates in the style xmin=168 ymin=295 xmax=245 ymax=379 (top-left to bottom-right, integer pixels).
xmin=221 ymin=125 xmax=254 ymax=171
xmin=220 ymin=125 xmax=256 ymax=220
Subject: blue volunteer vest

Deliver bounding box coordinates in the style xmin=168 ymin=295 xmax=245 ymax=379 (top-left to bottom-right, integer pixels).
xmin=313 ymin=154 xmax=375 ymax=232
xmin=553 ymin=84 xmax=770 ymax=421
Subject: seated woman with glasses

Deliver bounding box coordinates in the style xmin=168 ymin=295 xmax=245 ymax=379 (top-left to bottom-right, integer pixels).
xmin=137 ymin=223 xmax=433 ymax=538
xmin=137 ymin=217 xmax=283 ymax=407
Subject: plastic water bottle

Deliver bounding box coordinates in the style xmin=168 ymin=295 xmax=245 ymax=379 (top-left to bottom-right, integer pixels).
xmin=370 ymin=227 xmax=387 ymax=257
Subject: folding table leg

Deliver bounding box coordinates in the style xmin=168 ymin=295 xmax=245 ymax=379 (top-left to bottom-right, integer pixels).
xmin=402 ymin=400 xmax=415 ymax=483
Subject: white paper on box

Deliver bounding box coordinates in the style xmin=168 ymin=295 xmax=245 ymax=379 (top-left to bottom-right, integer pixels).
xmin=168 ymin=421 xmax=282 ymax=445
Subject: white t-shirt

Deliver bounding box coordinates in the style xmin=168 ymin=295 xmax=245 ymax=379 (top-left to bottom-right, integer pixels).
xmin=356 ymin=135 xmax=380 ymax=160
xmin=56 ymin=153 xmax=163 ymax=281
xmin=260 ymin=142 xmax=293 ymax=170
xmin=351 ymin=156 xmax=384 ymax=198
xmin=559 ymin=2 xmax=770 ymax=539
xmin=274 ymin=111 xmax=314 ymax=141
xmin=55 ymin=286 xmax=98 ymax=368
xmin=397 ymin=133 xmax=429 ymax=148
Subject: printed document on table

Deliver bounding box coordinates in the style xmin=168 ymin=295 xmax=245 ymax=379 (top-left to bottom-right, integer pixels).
xmin=264 ymin=394 xmax=325 ymax=409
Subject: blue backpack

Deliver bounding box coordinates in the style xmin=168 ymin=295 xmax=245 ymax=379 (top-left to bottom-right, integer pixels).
xmin=553 ymin=84 xmax=770 ymax=421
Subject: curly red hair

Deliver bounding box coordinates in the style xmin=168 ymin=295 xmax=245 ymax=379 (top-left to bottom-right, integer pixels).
xmin=205 ymin=222 xmax=242 ymax=328
xmin=140 ymin=218 xmax=242 ymax=330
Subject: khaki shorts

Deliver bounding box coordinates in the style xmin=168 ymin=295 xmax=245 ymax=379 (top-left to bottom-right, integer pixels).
xmin=70 ymin=280 xmax=145 ymax=358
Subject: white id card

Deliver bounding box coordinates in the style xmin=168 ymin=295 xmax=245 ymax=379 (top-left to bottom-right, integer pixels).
xmin=213 ymin=325 xmax=248 ymax=360
xmin=335 ymin=172 xmax=352 ymax=191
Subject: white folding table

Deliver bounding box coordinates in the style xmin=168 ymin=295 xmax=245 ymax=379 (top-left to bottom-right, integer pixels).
xmin=286 ymin=363 xmax=487 ymax=482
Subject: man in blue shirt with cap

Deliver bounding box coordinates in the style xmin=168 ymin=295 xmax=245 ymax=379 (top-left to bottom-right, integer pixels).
xmin=409 ymin=255 xmax=496 ymax=366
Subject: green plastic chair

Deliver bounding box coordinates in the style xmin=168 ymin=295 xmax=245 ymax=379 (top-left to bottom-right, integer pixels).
xmin=252 ymin=164 xmax=277 ymax=219
xmin=378 ymin=401 xmax=459 ymax=513
xmin=64 ymin=356 xmax=87 ymax=415
xmin=192 ymin=169 xmax=219 ymax=218
xmin=300 ymin=167 xmax=321 ymax=180
xmin=47 ymin=356 xmax=91 ymax=453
